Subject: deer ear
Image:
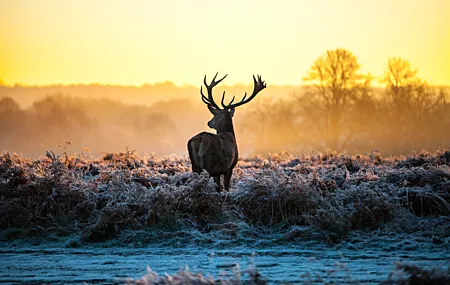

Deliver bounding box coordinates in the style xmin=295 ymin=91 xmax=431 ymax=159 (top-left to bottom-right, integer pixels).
xmin=229 ymin=107 xmax=235 ymax=117
xmin=208 ymin=105 xmax=219 ymax=115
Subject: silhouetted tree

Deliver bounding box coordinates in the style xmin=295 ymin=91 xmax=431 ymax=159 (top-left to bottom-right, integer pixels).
xmin=31 ymin=95 xmax=91 ymax=132
xmin=381 ymin=57 xmax=420 ymax=115
xmin=0 ymin=97 xmax=22 ymax=141
xmin=379 ymin=57 xmax=448 ymax=152
xmin=298 ymin=48 xmax=372 ymax=152
xmin=0 ymin=97 xmax=20 ymax=113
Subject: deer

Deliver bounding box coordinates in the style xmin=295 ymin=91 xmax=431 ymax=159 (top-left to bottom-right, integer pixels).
xmin=187 ymin=73 xmax=266 ymax=192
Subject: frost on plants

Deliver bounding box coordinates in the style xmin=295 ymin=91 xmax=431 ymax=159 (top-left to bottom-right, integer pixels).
xmin=0 ymin=150 xmax=449 ymax=243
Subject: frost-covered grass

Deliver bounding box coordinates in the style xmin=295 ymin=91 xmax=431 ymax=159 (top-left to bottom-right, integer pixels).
xmin=0 ymin=149 xmax=449 ymax=243
xmin=121 ymin=262 xmax=450 ymax=285
xmin=120 ymin=264 xmax=266 ymax=285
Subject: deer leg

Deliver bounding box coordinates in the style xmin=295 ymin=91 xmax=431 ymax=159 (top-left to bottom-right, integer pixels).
xmin=214 ymin=176 xmax=221 ymax=192
xmin=224 ymin=170 xmax=232 ymax=191
xmin=187 ymin=143 xmax=201 ymax=173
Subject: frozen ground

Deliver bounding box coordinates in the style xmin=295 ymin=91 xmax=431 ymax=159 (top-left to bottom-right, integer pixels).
xmin=0 ymin=233 xmax=449 ymax=284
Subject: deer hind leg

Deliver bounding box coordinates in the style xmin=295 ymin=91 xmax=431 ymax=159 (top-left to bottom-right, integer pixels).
xmin=187 ymin=141 xmax=202 ymax=173
xmin=214 ymin=176 xmax=221 ymax=192
xmin=224 ymin=170 xmax=233 ymax=191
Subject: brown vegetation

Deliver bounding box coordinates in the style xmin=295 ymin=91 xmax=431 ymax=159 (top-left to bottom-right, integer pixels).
xmin=1 ymin=149 xmax=449 ymax=243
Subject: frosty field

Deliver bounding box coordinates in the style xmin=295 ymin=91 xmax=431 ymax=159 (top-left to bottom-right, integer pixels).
xmin=0 ymin=150 xmax=449 ymax=284
xmin=1 ymin=234 xmax=449 ymax=284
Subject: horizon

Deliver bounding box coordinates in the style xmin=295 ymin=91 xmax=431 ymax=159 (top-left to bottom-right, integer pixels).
xmin=1 ymin=0 xmax=449 ymax=86
xmin=2 ymin=81 xmax=450 ymax=88
xmin=0 ymin=80 xmax=301 ymax=88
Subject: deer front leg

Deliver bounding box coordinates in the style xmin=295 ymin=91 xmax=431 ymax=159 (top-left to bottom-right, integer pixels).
xmin=224 ymin=170 xmax=232 ymax=191
xmin=214 ymin=176 xmax=221 ymax=192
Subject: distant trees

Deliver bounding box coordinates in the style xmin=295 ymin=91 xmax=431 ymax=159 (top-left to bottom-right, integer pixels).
xmin=0 ymin=97 xmax=22 ymax=140
xmin=0 ymin=94 xmax=180 ymax=156
xmin=237 ymin=98 xmax=299 ymax=153
xmin=379 ymin=57 xmax=449 ymax=151
xmin=239 ymin=50 xmax=448 ymax=155
xmin=31 ymin=95 xmax=91 ymax=135
xmin=0 ymin=97 xmax=20 ymax=113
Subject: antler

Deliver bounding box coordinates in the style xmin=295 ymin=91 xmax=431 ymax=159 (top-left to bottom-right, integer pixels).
xmin=221 ymin=75 xmax=266 ymax=109
xmin=200 ymin=72 xmax=227 ymax=110
xmin=200 ymin=73 xmax=266 ymax=110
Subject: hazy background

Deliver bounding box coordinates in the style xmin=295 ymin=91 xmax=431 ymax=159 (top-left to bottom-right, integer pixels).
xmin=1 ymin=53 xmax=449 ymax=158
xmin=1 ymin=1 xmax=449 ymax=157
xmin=0 ymin=82 xmax=297 ymax=157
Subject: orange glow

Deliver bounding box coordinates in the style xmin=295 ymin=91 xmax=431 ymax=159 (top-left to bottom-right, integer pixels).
xmin=1 ymin=0 xmax=449 ymax=86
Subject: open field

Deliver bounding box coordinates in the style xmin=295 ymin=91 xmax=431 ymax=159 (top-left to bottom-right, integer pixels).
xmin=1 ymin=150 xmax=449 ymax=284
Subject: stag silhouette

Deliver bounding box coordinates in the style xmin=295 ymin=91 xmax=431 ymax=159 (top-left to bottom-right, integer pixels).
xmin=188 ymin=73 xmax=266 ymax=191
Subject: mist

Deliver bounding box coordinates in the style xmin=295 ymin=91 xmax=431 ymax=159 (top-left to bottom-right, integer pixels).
xmin=1 ymin=83 xmax=448 ymax=158
xmin=1 ymin=51 xmax=449 ymax=158
xmin=0 ymin=83 xmax=295 ymax=158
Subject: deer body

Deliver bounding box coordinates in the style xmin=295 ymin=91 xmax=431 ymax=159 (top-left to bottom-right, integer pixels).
xmin=188 ymin=131 xmax=237 ymax=190
xmin=188 ymin=73 xmax=266 ymax=191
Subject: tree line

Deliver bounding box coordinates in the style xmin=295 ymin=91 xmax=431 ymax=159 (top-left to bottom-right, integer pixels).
xmin=0 ymin=95 xmax=182 ymax=157
xmin=238 ymin=48 xmax=449 ymax=155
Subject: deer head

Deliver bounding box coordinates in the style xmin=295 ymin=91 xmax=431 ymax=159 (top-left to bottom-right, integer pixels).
xmin=201 ymin=73 xmax=266 ymax=134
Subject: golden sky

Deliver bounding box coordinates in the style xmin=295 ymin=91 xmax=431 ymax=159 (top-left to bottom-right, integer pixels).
xmin=1 ymin=0 xmax=449 ymax=86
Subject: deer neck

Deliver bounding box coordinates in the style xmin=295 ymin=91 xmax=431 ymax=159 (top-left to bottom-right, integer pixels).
xmin=215 ymin=117 xmax=239 ymax=164
xmin=216 ymin=119 xmax=235 ymax=137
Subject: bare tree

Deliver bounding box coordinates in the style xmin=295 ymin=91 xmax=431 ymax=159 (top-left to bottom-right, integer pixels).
xmin=379 ymin=57 xmax=448 ymax=151
xmin=0 ymin=97 xmax=22 ymax=142
xmin=381 ymin=57 xmax=420 ymax=113
xmin=0 ymin=97 xmax=20 ymax=113
xmin=298 ymin=48 xmax=372 ymax=152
